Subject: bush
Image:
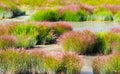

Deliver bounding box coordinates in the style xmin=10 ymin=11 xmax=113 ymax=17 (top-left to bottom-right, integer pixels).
xmin=30 ymin=10 xmax=59 ymax=21
xmin=77 ymin=10 xmax=88 ymax=21
xmin=53 ymin=22 xmax=72 ymax=36
xmin=0 ymin=49 xmax=83 ymax=74
xmin=59 ymin=10 xmax=87 ymax=21
xmin=44 ymin=51 xmax=63 ymax=74
xmin=59 ymin=11 xmax=80 ymax=21
xmin=0 ymin=25 xmax=8 ymax=36
xmin=36 ymin=22 xmax=56 ymax=44
xmin=102 ymin=54 xmax=120 ymax=74
xmin=93 ymin=32 xmax=111 ymax=54
xmin=92 ymin=55 xmax=109 ymax=74
xmin=93 ymin=53 xmax=120 ymax=74
xmin=8 ymin=24 xmax=38 ymax=48
xmin=114 ymin=11 xmax=120 ymax=22
xmin=36 ymin=22 xmax=72 ymax=44
xmin=11 ymin=7 xmax=25 ymax=18
xmin=57 ymin=52 xmax=83 ymax=74
xmin=58 ymin=30 xmax=96 ymax=54
xmin=0 ymin=35 xmax=17 ymax=49
xmin=0 ymin=7 xmax=13 ymax=19
xmin=26 ymin=49 xmax=45 ymax=74
xmin=0 ymin=49 xmax=31 ymax=74
xmin=110 ymin=28 xmax=120 ymax=50
xmin=91 ymin=10 xmax=113 ymax=21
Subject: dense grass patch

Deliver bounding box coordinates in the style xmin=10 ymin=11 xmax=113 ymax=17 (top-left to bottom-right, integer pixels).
xmin=36 ymin=22 xmax=72 ymax=44
xmin=93 ymin=32 xmax=111 ymax=54
xmin=93 ymin=52 xmax=120 ymax=74
xmin=0 ymin=49 xmax=83 ymax=74
xmin=114 ymin=11 xmax=120 ymax=22
xmin=30 ymin=10 xmax=59 ymax=21
xmin=58 ymin=30 xmax=96 ymax=54
xmin=0 ymin=35 xmax=17 ymax=49
xmin=91 ymin=10 xmax=113 ymax=21
xmin=8 ymin=24 xmax=38 ymax=48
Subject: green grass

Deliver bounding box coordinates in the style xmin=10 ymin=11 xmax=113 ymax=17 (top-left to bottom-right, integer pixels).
xmin=30 ymin=10 xmax=59 ymax=21
xmin=114 ymin=12 xmax=120 ymax=22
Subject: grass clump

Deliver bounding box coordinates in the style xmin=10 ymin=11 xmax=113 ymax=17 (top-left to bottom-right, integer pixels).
xmin=58 ymin=30 xmax=96 ymax=54
xmin=8 ymin=24 xmax=38 ymax=48
xmin=110 ymin=28 xmax=120 ymax=50
xmin=36 ymin=22 xmax=55 ymax=44
xmin=53 ymin=22 xmax=72 ymax=36
xmin=93 ymin=32 xmax=111 ymax=54
xmin=91 ymin=8 xmax=113 ymax=21
xmin=0 ymin=49 xmax=30 ymax=74
xmin=58 ymin=52 xmax=83 ymax=74
xmin=93 ymin=52 xmax=120 ymax=74
xmin=59 ymin=10 xmax=87 ymax=21
xmin=0 ymin=35 xmax=17 ymax=49
xmin=30 ymin=10 xmax=59 ymax=21
xmin=36 ymin=22 xmax=73 ymax=44
xmin=114 ymin=11 xmax=120 ymax=22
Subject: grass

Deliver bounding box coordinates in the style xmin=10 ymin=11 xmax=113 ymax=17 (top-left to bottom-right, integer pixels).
xmin=58 ymin=30 xmax=96 ymax=54
xmin=0 ymin=49 xmax=83 ymax=74
xmin=8 ymin=24 xmax=38 ymax=48
xmin=114 ymin=11 xmax=120 ymax=22
xmin=30 ymin=10 xmax=59 ymax=21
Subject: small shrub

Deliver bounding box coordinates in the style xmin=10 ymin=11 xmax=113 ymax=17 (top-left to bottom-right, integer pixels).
xmin=8 ymin=24 xmax=38 ymax=48
xmin=91 ymin=10 xmax=113 ymax=21
xmin=57 ymin=52 xmax=83 ymax=74
xmin=93 ymin=53 xmax=120 ymax=74
xmin=58 ymin=30 xmax=96 ymax=54
xmin=110 ymin=28 xmax=120 ymax=50
xmin=92 ymin=55 xmax=109 ymax=74
xmin=0 ymin=35 xmax=17 ymax=49
xmin=36 ymin=22 xmax=55 ymax=44
xmin=114 ymin=11 xmax=120 ymax=22
xmin=0 ymin=49 xmax=30 ymax=74
xmin=30 ymin=10 xmax=59 ymax=21
xmin=44 ymin=51 xmax=63 ymax=74
xmin=53 ymin=22 xmax=72 ymax=36
xmin=103 ymin=54 xmax=120 ymax=74
xmin=26 ymin=49 xmax=45 ymax=73
xmin=93 ymin=32 xmax=111 ymax=54
xmin=0 ymin=7 xmax=13 ymax=19
xmin=0 ymin=25 xmax=8 ymax=35
xmin=60 ymin=11 xmax=80 ymax=21
xmin=77 ymin=10 xmax=88 ymax=21
xmin=11 ymin=7 xmax=25 ymax=17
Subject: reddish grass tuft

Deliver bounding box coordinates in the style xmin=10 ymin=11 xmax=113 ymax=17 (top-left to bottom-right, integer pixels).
xmin=58 ymin=30 xmax=96 ymax=54
xmin=0 ymin=35 xmax=17 ymax=49
xmin=53 ymin=21 xmax=72 ymax=36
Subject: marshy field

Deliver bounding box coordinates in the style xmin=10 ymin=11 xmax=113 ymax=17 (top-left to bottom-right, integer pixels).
xmin=1 ymin=0 xmax=120 ymax=74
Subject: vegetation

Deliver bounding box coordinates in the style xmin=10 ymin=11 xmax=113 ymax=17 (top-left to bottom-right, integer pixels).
xmin=0 ymin=49 xmax=83 ymax=74
xmin=93 ymin=52 xmax=120 ymax=74
xmin=8 ymin=24 xmax=38 ymax=48
xmin=114 ymin=11 xmax=120 ymax=22
xmin=58 ymin=30 xmax=96 ymax=54
xmin=30 ymin=10 xmax=59 ymax=21
xmin=93 ymin=32 xmax=111 ymax=54
xmin=91 ymin=8 xmax=113 ymax=21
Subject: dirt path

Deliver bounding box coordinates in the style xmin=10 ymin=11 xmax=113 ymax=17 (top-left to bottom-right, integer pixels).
xmin=80 ymin=56 xmax=96 ymax=74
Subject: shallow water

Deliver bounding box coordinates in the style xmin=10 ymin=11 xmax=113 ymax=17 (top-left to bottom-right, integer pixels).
xmin=70 ymin=21 xmax=120 ymax=32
